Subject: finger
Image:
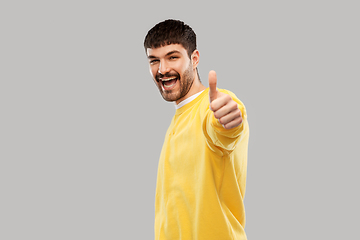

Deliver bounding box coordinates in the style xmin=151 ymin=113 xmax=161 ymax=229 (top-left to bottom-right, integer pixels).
xmin=210 ymin=93 xmax=232 ymax=112
xmin=223 ymin=116 xmax=243 ymax=129
xmin=218 ymin=108 xmax=242 ymax=126
xmin=213 ymin=98 xmax=239 ymax=119
xmin=208 ymin=70 xmax=217 ymax=103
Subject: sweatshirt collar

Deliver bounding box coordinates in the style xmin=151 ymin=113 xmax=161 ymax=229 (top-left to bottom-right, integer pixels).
xmin=175 ymin=89 xmax=209 ymax=115
xmin=174 ymin=90 xmax=205 ymax=109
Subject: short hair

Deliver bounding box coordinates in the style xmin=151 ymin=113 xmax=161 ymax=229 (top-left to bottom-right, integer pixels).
xmin=144 ymin=19 xmax=197 ymax=58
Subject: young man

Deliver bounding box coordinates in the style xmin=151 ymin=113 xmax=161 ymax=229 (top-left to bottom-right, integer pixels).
xmin=144 ymin=19 xmax=250 ymax=240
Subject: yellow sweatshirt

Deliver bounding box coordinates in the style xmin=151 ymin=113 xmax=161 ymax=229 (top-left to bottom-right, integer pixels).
xmin=155 ymin=88 xmax=249 ymax=240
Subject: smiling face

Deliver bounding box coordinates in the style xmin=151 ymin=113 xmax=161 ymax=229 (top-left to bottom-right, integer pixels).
xmin=147 ymin=44 xmax=200 ymax=104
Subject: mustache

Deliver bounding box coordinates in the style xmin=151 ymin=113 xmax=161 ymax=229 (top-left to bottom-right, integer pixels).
xmin=156 ymin=72 xmax=180 ymax=82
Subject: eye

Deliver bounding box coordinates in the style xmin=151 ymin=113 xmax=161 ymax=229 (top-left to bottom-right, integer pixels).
xmin=150 ymin=59 xmax=159 ymax=65
xmin=169 ymin=56 xmax=178 ymax=60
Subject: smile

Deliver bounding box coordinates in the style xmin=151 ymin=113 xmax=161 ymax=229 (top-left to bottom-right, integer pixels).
xmin=160 ymin=77 xmax=178 ymax=90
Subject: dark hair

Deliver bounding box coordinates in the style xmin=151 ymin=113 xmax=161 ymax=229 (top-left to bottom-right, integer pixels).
xmin=144 ymin=19 xmax=197 ymax=58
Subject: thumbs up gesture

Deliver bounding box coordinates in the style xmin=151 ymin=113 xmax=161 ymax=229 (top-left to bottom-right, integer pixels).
xmin=209 ymin=70 xmax=242 ymax=129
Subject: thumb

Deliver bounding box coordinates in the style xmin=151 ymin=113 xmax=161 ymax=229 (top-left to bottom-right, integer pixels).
xmin=208 ymin=70 xmax=217 ymax=102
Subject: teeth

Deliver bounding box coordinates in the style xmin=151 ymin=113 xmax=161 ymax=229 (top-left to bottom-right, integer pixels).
xmin=161 ymin=77 xmax=177 ymax=82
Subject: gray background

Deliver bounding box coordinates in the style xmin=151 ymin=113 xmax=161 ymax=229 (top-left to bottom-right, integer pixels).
xmin=1 ymin=0 xmax=359 ymax=239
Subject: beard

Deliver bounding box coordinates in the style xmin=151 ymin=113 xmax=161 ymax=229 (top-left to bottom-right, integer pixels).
xmin=156 ymin=62 xmax=194 ymax=102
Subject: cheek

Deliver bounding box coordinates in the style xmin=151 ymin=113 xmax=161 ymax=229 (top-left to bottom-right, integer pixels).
xmin=172 ymin=64 xmax=184 ymax=76
xmin=179 ymin=60 xmax=191 ymax=72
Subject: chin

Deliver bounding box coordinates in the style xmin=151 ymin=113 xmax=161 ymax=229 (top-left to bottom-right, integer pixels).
xmin=161 ymin=94 xmax=179 ymax=102
xmin=159 ymin=90 xmax=180 ymax=102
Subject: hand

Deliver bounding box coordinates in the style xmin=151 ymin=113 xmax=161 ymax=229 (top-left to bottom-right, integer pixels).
xmin=209 ymin=70 xmax=243 ymax=129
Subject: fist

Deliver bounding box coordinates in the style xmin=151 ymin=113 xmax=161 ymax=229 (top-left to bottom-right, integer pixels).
xmin=209 ymin=70 xmax=243 ymax=129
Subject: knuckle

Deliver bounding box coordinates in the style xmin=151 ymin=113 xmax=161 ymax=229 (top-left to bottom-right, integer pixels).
xmin=211 ymin=100 xmax=219 ymax=110
xmin=233 ymin=102 xmax=239 ymax=109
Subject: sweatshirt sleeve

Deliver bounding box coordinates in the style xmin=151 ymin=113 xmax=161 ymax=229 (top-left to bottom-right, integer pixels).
xmin=202 ymin=89 xmax=249 ymax=155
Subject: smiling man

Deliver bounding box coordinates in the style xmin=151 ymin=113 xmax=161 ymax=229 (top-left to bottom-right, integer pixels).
xmin=144 ymin=19 xmax=250 ymax=240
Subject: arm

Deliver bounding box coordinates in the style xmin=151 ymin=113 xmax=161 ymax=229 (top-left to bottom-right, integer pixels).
xmin=203 ymin=71 xmax=249 ymax=153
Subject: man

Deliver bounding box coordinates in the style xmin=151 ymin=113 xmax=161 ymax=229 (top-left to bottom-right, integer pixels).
xmin=144 ymin=19 xmax=249 ymax=240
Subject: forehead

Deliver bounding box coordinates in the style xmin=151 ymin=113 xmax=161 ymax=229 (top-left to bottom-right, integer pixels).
xmin=146 ymin=44 xmax=187 ymax=57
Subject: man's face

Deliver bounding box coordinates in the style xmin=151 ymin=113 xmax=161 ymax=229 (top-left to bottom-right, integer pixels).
xmin=147 ymin=44 xmax=198 ymax=104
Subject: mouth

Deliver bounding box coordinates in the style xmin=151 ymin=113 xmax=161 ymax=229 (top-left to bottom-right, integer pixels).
xmin=160 ymin=76 xmax=178 ymax=91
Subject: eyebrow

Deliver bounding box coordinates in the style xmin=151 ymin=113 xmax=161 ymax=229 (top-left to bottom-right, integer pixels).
xmin=148 ymin=50 xmax=182 ymax=59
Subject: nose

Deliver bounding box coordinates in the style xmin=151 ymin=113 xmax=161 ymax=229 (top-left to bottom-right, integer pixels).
xmin=158 ymin=61 xmax=170 ymax=75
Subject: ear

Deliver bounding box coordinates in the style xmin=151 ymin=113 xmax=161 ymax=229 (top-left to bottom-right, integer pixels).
xmin=191 ymin=50 xmax=200 ymax=69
